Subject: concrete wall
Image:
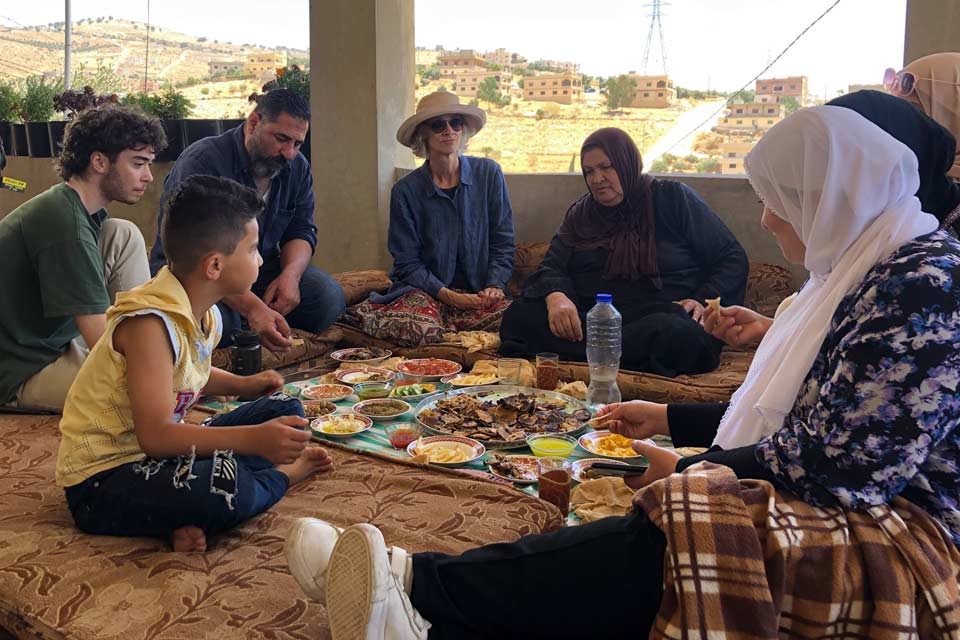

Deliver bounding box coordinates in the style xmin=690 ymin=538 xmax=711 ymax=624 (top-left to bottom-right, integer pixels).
xmin=904 ymin=0 xmax=960 ymax=64
xmin=309 ymin=0 xmax=416 ymax=273
xmin=0 ymin=156 xmax=172 ymax=248
xmin=2 ymin=157 xmax=803 ymax=287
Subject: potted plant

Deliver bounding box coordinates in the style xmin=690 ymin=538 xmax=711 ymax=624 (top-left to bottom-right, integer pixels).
xmin=0 ymin=79 xmax=20 ymax=156
xmin=121 ymin=88 xmax=194 ymax=162
xmin=20 ymin=75 xmax=62 ymax=158
xmin=51 ymin=86 xmax=119 ymax=155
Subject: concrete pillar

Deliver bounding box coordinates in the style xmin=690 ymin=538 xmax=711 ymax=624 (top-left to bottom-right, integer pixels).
xmin=309 ymin=0 xmax=416 ymax=272
xmin=904 ymin=0 xmax=960 ymax=64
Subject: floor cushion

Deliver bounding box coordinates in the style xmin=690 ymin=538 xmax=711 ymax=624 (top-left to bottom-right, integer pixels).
xmin=0 ymin=414 xmax=560 ymax=640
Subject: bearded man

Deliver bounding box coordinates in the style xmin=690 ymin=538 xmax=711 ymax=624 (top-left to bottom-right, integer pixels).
xmin=149 ymin=89 xmax=345 ymax=351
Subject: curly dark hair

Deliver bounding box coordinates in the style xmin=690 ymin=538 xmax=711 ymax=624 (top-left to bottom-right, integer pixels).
xmin=56 ymin=105 xmax=167 ymax=180
xmin=247 ymin=88 xmax=310 ymax=123
xmin=161 ymin=175 xmax=263 ymax=274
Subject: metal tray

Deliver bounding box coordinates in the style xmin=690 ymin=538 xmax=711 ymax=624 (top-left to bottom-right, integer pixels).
xmin=413 ymin=384 xmax=592 ymax=450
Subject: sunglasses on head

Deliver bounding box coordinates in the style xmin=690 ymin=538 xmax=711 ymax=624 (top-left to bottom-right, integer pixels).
xmin=427 ymin=117 xmax=465 ymax=134
xmin=883 ymin=68 xmax=917 ymax=96
xmin=884 ymin=67 xmax=960 ymax=97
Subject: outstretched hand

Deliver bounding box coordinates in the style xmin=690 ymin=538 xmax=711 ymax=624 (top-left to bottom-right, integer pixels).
xmin=623 ymin=439 xmax=682 ymax=490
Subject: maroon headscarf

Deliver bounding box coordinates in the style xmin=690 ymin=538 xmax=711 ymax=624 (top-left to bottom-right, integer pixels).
xmin=557 ymin=127 xmax=660 ymax=286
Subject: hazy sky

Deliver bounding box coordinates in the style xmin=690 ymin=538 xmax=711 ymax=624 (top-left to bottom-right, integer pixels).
xmin=5 ymin=0 xmax=907 ymax=98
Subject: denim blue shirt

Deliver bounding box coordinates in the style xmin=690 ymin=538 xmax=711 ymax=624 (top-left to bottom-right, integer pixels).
xmin=372 ymin=155 xmax=515 ymax=304
xmin=148 ymin=125 xmax=317 ymax=274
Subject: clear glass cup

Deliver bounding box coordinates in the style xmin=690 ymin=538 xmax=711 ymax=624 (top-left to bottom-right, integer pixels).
xmin=537 ymin=456 xmax=572 ymax=513
xmin=535 ymin=352 xmax=560 ymax=390
xmin=497 ymin=358 xmax=524 ymax=385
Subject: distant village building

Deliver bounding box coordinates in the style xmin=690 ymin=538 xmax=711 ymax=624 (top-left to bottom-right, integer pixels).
xmin=483 ymin=48 xmax=514 ymax=73
xmin=244 ymin=51 xmax=287 ymax=77
xmin=415 ymin=48 xmax=440 ymax=67
xmin=719 ymin=141 xmax=754 ymax=175
xmin=716 ymin=102 xmax=783 ymax=131
xmin=628 ymin=74 xmax=675 ymax=108
xmin=532 ymin=59 xmax=580 ymax=73
xmin=208 ymin=60 xmax=244 ymax=75
xmin=450 ymin=69 xmax=512 ymax=98
xmin=523 ymin=72 xmax=583 ymax=104
xmin=755 ymin=76 xmax=808 ymax=105
xmin=439 ymin=49 xmax=487 ymax=77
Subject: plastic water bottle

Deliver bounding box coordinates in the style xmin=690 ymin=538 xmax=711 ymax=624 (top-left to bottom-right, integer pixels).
xmin=586 ymin=293 xmax=622 ymax=409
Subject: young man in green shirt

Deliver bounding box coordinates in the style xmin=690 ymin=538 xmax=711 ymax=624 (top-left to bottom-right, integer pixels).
xmin=0 ymin=105 xmax=166 ymax=412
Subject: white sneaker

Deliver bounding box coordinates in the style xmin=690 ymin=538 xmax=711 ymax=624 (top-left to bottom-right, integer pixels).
xmin=286 ymin=518 xmax=343 ymax=600
xmin=286 ymin=518 xmax=414 ymax=603
xmin=326 ymin=524 xmax=430 ymax=640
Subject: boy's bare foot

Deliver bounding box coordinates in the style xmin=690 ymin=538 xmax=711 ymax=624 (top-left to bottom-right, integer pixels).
xmin=277 ymin=446 xmax=334 ymax=485
xmin=171 ymin=525 xmax=207 ymax=552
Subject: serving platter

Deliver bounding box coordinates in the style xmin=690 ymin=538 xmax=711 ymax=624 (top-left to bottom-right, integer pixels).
xmin=413 ymin=385 xmax=591 ymax=450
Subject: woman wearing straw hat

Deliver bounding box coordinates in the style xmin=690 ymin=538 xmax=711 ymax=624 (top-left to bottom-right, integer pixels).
xmin=351 ymin=91 xmax=516 ymax=347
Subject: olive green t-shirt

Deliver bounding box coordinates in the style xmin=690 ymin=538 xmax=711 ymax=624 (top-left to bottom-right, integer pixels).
xmin=0 ymin=183 xmax=110 ymax=403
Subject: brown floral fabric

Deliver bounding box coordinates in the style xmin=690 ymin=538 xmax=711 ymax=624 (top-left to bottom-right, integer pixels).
xmin=332 ymin=270 xmax=392 ymax=307
xmin=0 ymin=415 xmax=560 ymax=640
xmin=350 ymin=290 xmax=510 ymax=348
xmin=210 ymin=326 xmax=342 ymax=373
xmin=335 ymin=324 xmax=499 ymax=370
xmin=743 ymin=261 xmax=796 ymax=317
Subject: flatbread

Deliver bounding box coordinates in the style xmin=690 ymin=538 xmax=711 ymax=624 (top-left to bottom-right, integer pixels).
xmin=705 ymin=297 xmax=721 ymax=314
xmin=570 ymin=477 xmax=635 ymax=521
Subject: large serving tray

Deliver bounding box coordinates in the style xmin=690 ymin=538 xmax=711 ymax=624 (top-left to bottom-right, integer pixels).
xmin=413 ymin=385 xmax=592 ymax=451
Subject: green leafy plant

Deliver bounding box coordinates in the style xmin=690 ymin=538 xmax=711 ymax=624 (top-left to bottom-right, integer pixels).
xmin=0 ymin=80 xmax=20 ymax=121
xmin=780 ymin=96 xmax=801 ymax=116
xmin=478 ymin=76 xmax=510 ymax=107
xmin=71 ymin=60 xmax=126 ymax=95
xmin=19 ymin=75 xmax=63 ymax=121
xmin=605 ymin=75 xmax=638 ymax=112
xmin=262 ymin=64 xmax=309 ymax=104
xmin=120 ymin=88 xmax=194 ymax=119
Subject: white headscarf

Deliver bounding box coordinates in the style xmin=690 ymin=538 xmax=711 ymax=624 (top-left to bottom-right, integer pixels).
xmin=713 ymin=106 xmax=939 ymax=449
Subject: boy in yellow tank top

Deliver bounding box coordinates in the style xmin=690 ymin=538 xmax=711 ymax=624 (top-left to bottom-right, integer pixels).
xmin=57 ymin=175 xmax=333 ymax=552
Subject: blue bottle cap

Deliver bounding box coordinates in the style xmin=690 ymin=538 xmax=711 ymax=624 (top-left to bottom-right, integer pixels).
xmin=596 ymin=293 xmax=613 ymax=303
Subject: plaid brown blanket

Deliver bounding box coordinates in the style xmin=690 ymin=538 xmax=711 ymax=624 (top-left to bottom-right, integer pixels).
xmin=635 ymin=462 xmax=960 ymax=639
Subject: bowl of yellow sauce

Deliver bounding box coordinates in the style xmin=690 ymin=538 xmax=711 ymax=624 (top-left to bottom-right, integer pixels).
xmin=525 ymin=433 xmax=577 ymax=457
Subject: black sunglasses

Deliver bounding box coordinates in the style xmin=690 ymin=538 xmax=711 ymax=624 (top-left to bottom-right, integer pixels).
xmin=427 ymin=117 xmax=465 ymax=134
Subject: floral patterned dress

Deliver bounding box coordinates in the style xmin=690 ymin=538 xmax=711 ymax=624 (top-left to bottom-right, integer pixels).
xmin=759 ymin=231 xmax=960 ymax=545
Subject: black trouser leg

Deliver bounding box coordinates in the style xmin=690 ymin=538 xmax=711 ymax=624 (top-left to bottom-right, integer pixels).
xmin=498 ymin=298 xmax=587 ymax=361
xmin=410 ymin=511 xmax=666 ymax=639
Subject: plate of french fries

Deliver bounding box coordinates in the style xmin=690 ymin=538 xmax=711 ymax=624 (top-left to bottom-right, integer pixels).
xmin=578 ymin=431 xmax=646 ymax=460
xmin=406 ymin=435 xmax=485 ymax=467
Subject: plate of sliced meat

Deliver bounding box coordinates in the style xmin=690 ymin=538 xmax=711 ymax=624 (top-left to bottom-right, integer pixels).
xmin=414 ymin=385 xmax=592 ymax=450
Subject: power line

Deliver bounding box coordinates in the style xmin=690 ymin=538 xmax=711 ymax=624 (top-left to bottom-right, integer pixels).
xmin=0 ymin=14 xmax=69 ymax=48
xmin=143 ymin=0 xmax=150 ymax=91
xmin=658 ymin=0 xmax=842 ymax=158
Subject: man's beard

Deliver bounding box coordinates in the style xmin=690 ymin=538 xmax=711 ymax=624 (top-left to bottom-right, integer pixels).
xmin=249 ymin=138 xmax=289 ymax=180
xmin=101 ymin=165 xmax=139 ymax=204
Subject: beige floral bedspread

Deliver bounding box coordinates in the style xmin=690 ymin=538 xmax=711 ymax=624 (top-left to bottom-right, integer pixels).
xmin=0 ymin=414 xmax=561 ymax=639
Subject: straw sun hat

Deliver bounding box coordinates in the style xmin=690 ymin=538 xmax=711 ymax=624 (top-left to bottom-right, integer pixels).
xmin=396 ymin=91 xmax=486 ymax=148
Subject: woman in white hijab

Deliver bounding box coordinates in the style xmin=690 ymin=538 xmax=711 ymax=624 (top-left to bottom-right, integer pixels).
xmin=285 ymin=106 xmax=960 ymax=639
xmin=604 ymin=106 xmax=959 ymax=526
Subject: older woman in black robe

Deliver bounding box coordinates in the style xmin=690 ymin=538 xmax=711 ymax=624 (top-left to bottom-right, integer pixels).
xmin=498 ymin=127 xmax=748 ymax=377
